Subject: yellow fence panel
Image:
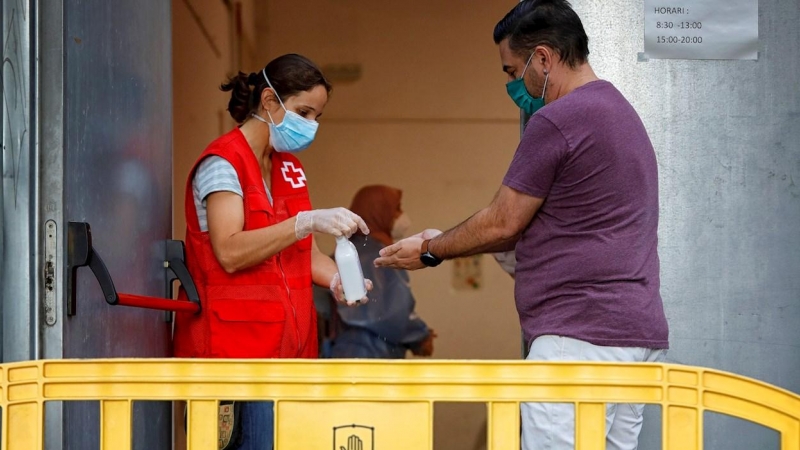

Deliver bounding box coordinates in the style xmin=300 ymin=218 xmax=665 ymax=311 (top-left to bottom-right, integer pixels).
xmin=187 ymin=400 xmax=218 ymax=450
xmin=575 ymin=403 xmax=605 ymax=450
xmin=488 ymin=402 xmax=520 ymax=450
xmin=278 ymin=401 xmax=430 ymax=449
xmin=101 ymin=399 xmax=132 ymax=450
xmin=1 ymin=359 xmax=798 ymax=450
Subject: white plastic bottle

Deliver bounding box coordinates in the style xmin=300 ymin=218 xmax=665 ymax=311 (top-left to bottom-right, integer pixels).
xmin=334 ymin=236 xmax=367 ymax=303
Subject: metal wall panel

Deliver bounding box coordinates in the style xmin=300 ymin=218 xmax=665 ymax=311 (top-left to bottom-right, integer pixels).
xmin=62 ymin=0 xmax=173 ymax=448
xmin=570 ymin=0 xmax=800 ymax=448
xmin=2 ymin=0 xmax=37 ymax=364
xmin=39 ymin=0 xmax=66 ymax=446
xmin=0 ymin=0 xmax=3 ymax=364
xmin=0 ymin=3 xmax=4 ymax=363
xmin=3 ymin=0 xmax=174 ymax=445
xmin=3 ymin=0 xmax=173 ymax=447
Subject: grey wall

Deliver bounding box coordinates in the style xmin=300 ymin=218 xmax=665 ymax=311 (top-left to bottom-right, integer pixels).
xmin=2 ymin=0 xmax=37 ymax=364
xmin=3 ymin=0 xmax=174 ymax=448
xmin=62 ymin=1 xmax=173 ymax=449
xmin=572 ymin=0 xmax=799 ymax=448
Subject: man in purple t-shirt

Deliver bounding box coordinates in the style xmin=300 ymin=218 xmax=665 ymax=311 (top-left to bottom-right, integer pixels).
xmin=376 ymin=0 xmax=668 ymax=448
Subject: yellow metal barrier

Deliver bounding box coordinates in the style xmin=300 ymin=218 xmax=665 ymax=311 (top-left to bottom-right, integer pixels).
xmin=1 ymin=359 xmax=799 ymax=449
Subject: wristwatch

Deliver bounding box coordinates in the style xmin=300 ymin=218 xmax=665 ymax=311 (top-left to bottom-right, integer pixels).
xmin=420 ymin=239 xmax=443 ymax=267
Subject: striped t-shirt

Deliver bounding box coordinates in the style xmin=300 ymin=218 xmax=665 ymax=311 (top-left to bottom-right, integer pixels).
xmin=192 ymin=156 xmax=272 ymax=232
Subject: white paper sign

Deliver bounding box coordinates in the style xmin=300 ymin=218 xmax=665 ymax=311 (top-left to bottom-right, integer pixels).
xmin=644 ymin=0 xmax=758 ymax=60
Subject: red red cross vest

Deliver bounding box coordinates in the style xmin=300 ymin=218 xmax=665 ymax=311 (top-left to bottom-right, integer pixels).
xmin=173 ymin=128 xmax=318 ymax=359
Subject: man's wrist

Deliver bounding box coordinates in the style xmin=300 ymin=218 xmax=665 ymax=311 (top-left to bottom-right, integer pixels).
xmin=429 ymin=237 xmax=440 ymax=258
xmin=420 ymin=238 xmax=444 ymax=267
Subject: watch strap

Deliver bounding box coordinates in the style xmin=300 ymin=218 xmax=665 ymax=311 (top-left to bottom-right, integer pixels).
xmin=421 ymin=239 xmax=431 ymax=255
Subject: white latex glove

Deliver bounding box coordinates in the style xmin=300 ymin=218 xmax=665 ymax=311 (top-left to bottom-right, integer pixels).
xmin=295 ymin=208 xmax=370 ymax=240
xmin=329 ymin=273 xmax=373 ymax=305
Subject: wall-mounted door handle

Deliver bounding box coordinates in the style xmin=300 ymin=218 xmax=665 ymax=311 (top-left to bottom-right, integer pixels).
xmin=67 ymin=222 xmax=201 ymax=316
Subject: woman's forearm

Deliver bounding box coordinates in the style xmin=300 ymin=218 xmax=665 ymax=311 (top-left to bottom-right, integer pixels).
xmin=211 ymin=218 xmax=298 ymax=273
xmin=311 ymin=237 xmax=338 ymax=287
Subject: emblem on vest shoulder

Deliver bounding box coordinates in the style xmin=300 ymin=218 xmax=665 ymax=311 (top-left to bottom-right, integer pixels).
xmin=333 ymin=424 xmax=374 ymax=450
xmin=281 ymin=161 xmax=307 ymax=188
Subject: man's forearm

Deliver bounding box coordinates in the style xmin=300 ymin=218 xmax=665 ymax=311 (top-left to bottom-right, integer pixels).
xmin=481 ymin=236 xmax=520 ymax=253
xmin=428 ymin=207 xmax=513 ymax=259
xmin=374 ymin=186 xmax=539 ymax=271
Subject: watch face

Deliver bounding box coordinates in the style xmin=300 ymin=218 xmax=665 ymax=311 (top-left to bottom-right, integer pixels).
xmin=421 ymin=252 xmax=442 ymax=267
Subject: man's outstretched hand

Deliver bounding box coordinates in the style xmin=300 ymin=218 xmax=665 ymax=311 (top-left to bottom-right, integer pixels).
xmin=374 ymin=229 xmax=443 ymax=270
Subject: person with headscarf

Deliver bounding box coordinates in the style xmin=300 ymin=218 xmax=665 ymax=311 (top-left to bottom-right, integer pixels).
xmin=329 ymin=185 xmax=435 ymax=358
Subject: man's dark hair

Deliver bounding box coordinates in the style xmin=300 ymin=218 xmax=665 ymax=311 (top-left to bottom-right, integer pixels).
xmin=493 ymin=0 xmax=589 ymax=68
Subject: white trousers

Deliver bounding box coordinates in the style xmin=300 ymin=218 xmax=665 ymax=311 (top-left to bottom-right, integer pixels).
xmin=521 ymin=335 xmax=666 ymax=450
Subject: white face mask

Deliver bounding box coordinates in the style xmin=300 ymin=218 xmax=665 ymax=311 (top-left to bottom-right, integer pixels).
xmin=391 ymin=213 xmax=412 ymax=240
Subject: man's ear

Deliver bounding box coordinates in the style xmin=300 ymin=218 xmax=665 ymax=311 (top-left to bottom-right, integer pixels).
xmin=533 ymin=46 xmax=553 ymax=71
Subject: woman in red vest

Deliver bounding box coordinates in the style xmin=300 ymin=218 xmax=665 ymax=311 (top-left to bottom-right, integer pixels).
xmin=174 ymin=54 xmax=370 ymax=450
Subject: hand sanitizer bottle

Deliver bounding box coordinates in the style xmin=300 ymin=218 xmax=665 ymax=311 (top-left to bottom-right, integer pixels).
xmin=335 ymin=236 xmax=367 ymax=303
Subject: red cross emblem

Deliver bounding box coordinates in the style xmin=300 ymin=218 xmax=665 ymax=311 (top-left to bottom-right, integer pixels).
xmin=281 ymin=161 xmax=307 ymax=188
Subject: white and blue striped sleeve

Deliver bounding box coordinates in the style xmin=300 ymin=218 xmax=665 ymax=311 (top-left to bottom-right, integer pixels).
xmin=191 ymin=156 xmax=242 ymax=232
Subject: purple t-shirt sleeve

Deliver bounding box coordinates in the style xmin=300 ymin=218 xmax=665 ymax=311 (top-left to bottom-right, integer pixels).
xmin=502 ymin=114 xmax=569 ymax=199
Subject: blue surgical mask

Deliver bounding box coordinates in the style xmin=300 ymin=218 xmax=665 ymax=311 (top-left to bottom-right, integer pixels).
xmin=253 ymin=69 xmax=319 ymax=153
xmin=505 ymin=53 xmax=548 ymax=115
